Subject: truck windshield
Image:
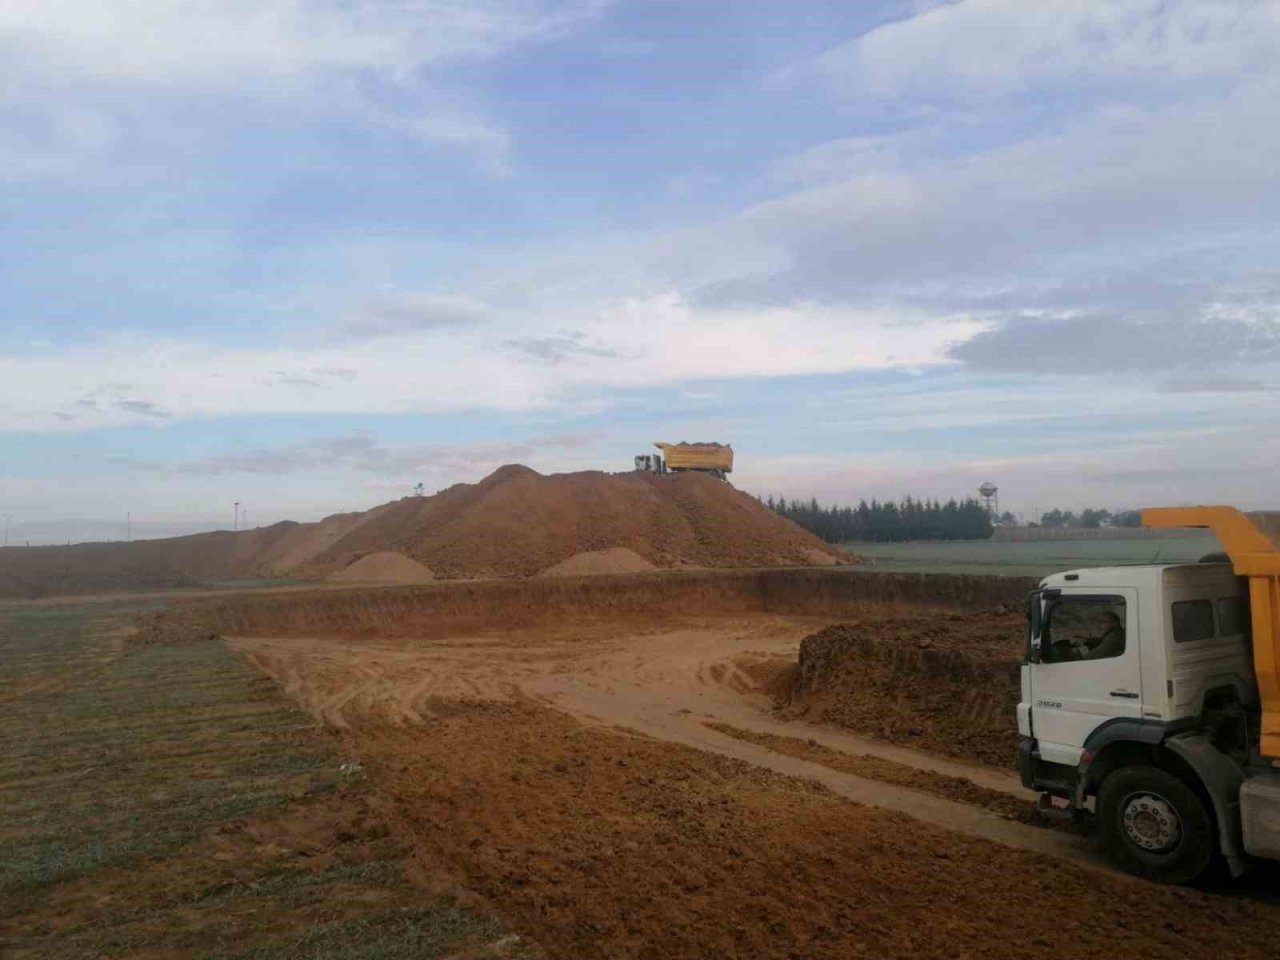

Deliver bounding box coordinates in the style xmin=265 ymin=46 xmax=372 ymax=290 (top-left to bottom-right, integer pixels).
xmin=1042 ymin=595 xmax=1126 ymax=663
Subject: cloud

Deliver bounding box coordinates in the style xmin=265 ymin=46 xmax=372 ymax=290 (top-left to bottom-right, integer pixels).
xmin=809 ymin=0 xmax=1280 ymax=103
xmin=267 ymin=367 xmax=359 ymax=389
xmin=506 ymin=333 xmax=620 ymax=363
xmin=0 ymin=1 xmax=609 ymax=173
xmin=0 ymin=296 xmax=985 ymax=432
xmin=114 ymin=399 xmax=170 ymax=419
xmin=179 ymin=431 xmax=598 ymax=477
xmin=767 ymin=129 xmax=940 ymax=186
xmin=948 ymin=311 xmax=1280 ymax=373
xmin=1159 ymin=376 xmax=1279 ymax=394
xmin=338 ymin=294 xmax=490 ymax=341
xmin=0 ymin=0 xmax=608 ymax=85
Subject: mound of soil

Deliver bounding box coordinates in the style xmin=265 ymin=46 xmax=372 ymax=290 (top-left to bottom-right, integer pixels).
xmin=0 ymin=465 xmax=850 ymax=597
xmin=330 ymin=551 xmax=435 ymax=584
xmin=783 ymin=609 xmax=1025 ymax=767
xmin=293 ymin=465 xmax=850 ymax=579
xmin=538 ymin=547 xmax=657 ymax=577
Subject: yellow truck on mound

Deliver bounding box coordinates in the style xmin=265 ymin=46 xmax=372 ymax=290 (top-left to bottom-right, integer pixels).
xmin=634 ymin=442 xmax=733 ymax=480
xmin=1019 ymin=505 xmax=1280 ymax=882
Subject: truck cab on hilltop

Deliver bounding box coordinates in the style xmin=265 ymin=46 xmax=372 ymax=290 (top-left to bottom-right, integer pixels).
xmin=1018 ymin=507 xmax=1280 ymax=882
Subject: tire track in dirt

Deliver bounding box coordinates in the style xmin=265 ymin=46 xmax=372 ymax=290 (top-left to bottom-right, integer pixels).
xmin=227 ymin=616 xmax=1091 ymax=868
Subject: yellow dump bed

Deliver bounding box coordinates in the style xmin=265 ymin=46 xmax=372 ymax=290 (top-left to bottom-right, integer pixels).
xmin=1144 ymin=506 xmax=1280 ymax=758
xmin=655 ymin=442 xmax=733 ymax=473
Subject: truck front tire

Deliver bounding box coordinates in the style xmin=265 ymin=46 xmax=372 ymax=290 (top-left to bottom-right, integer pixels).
xmin=1097 ymin=765 xmax=1214 ymax=883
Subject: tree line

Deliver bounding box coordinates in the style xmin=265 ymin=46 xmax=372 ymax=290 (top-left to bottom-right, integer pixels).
xmin=1036 ymin=508 xmax=1141 ymax=528
xmin=766 ymin=495 xmax=993 ymax=543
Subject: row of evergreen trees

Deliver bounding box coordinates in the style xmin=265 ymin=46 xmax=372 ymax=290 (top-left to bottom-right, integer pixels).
xmin=766 ymin=495 xmax=993 ymax=543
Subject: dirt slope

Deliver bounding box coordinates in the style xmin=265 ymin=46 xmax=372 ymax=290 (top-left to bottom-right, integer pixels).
xmin=783 ymin=609 xmax=1025 ymax=766
xmin=298 ymin=466 xmax=849 ymax=579
xmin=0 ymin=466 xmax=849 ymax=597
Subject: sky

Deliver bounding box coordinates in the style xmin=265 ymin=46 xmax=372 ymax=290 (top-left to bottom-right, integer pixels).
xmin=3 ymin=0 xmax=1280 ymax=543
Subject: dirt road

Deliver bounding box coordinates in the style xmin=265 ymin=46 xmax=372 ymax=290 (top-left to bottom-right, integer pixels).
xmin=232 ymin=616 xmax=1085 ymax=863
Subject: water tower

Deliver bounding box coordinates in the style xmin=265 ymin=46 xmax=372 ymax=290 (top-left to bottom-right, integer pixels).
xmin=978 ymin=482 xmax=999 ymax=518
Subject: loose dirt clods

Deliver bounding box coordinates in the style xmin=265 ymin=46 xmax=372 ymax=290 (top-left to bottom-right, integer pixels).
xmin=354 ymin=700 xmax=1280 ymax=960
xmin=785 ymin=610 xmax=1025 ymax=766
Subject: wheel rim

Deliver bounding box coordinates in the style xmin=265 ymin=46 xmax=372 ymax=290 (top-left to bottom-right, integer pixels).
xmin=1120 ymin=791 xmax=1182 ymax=853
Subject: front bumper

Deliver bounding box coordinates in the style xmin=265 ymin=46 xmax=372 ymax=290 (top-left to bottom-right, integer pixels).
xmin=1017 ymin=737 xmax=1076 ymax=798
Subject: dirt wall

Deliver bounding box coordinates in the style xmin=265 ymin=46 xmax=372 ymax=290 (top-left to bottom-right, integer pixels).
xmin=785 ymin=612 xmax=1026 ymax=766
xmin=156 ymin=569 xmax=1036 ymax=641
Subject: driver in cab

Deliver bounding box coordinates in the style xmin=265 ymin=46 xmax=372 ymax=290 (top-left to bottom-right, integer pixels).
xmin=1072 ymin=611 xmax=1125 ymax=660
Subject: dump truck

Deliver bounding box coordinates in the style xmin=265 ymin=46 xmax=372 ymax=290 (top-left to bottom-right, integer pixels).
xmin=652 ymin=442 xmax=733 ymax=479
xmin=1018 ymin=506 xmax=1280 ymax=882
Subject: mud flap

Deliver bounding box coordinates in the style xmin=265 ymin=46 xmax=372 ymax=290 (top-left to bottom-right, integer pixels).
xmin=1240 ymin=772 xmax=1280 ymax=860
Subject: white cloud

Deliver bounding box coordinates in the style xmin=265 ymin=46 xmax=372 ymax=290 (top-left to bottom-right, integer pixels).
xmin=813 ymin=0 xmax=1280 ymax=102
xmin=338 ymin=293 xmax=492 ymax=341
xmin=173 ymin=430 xmax=599 ymax=476
xmin=0 ymin=1 xmax=607 ymax=172
xmin=699 ymin=73 xmax=1280 ymax=311
xmin=0 ymin=0 xmax=606 ymax=85
xmin=0 ymin=295 xmax=984 ymax=432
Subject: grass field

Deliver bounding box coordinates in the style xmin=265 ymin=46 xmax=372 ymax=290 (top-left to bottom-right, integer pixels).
xmin=0 ymin=602 xmax=523 ymax=959
xmin=846 ymin=532 xmax=1221 ymax=577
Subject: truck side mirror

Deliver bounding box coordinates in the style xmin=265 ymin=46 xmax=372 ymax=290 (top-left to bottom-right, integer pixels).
xmin=1026 ymin=590 xmax=1042 ymax=663
xmin=1026 ymin=588 xmax=1059 ymax=663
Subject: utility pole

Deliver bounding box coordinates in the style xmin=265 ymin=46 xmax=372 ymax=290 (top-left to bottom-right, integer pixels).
xmin=234 ymin=501 xmax=240 ymax=532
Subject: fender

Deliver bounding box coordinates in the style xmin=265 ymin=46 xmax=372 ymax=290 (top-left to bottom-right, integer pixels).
xmin=1164 ymin=732 xmax=1246 ymax=875
xmin=1081 ymin=717 xmax=1167 ymax=761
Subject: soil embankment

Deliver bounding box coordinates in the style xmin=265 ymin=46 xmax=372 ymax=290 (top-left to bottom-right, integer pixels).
xmin=155 ymin=569 xmax=1035 ymax=641
xmin=783 ymin=609 xmax=1026 ymax=766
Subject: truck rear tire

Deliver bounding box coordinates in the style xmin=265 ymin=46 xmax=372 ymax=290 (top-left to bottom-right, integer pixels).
xmin=1097 ymin=765 xmax=1214 ymax=883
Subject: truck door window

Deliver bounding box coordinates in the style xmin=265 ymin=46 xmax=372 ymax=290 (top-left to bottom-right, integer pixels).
xmin=1217 ymin=596 xmax=1249 ymax=637
xmin=1172 ymin=599 xmax=1215 ymax=643
xmin=1041 ymin=595 xmax=1126 ymax=663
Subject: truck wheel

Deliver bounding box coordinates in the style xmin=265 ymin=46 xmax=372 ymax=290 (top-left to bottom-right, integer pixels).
xmin=1097 ymin=765 xmax=1214 ymax=883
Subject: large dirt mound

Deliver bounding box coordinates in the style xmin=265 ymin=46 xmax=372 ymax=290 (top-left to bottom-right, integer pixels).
xmin=0 ymin=466 xmax=849 ymax=596
xmin=297 ymin=466 xmax=850 ymax=579
xmin=329 ymin=551 xmax=435 ymax=584
xmin=783 ymin=609 xmax=1025 ymax=767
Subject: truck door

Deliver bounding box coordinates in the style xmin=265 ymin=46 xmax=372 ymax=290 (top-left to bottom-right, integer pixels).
xmin=1030 ymin=588 xmax=1140 ymax=766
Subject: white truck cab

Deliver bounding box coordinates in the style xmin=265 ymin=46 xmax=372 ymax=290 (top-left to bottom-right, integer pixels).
xmin=1019 ymin=557 xmax=1280 ymax=882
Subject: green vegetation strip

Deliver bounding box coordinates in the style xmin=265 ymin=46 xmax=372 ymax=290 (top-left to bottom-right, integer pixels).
xmin=0 ymin=605 xmax=341 ymax=909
